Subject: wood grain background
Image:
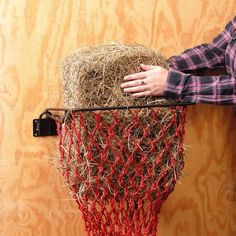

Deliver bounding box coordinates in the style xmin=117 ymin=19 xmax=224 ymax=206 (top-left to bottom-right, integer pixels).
xmin=0 ymin=0 xmax=235 ymax=235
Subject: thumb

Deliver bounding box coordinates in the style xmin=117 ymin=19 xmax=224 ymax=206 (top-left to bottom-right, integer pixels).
xmin=140 ymin=64 xmax=156 ymax=71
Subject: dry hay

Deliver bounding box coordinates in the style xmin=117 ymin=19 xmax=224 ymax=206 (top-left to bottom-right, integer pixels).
xmin=61 ymin=42 xmax=170 ymax=108
xmin=60 ymin=42 xmax=185 ymax=201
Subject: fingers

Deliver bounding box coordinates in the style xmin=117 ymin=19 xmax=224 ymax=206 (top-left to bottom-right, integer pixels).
xmin=122 ymin=64 xmax=156 ymax=83
xmin=123 ymin=84 xmax=149 ymax=93
xmin=121 ymin=77 xmax=146 ymax=89
xmin=120 ymin=64 xmax=166 ymax=98
xmin=123 ymin=71 xmax=147 ymax=82
xmin=132 ymin=90 xmax=152 ymax=98
xmin=140 ymin=64 xmax=156 ymax=71
xmin=122 ymin=64 xmax=158 ymax=84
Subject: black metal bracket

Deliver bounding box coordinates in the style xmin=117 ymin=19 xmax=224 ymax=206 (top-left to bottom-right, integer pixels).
xmin=33 ymin=111 xmax=58 ymax=137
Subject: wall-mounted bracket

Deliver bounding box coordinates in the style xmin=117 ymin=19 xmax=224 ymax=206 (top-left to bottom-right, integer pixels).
xmin=33 ymin=111 xmax=58 ymax=137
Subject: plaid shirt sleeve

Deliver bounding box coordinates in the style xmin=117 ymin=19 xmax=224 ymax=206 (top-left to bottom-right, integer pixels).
xmin=164 ymin=68 xmax=236 ymax=104
xmin=168 ymin=17 xmax=235 ymax=71
xmin=164 ymin=16 xmax=236 ymax=104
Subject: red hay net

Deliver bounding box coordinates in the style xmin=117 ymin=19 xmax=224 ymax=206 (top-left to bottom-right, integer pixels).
xmin=56 ymin=106 xmax=186 ymax=236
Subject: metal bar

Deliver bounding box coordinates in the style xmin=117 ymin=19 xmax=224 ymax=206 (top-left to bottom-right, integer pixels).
xmin=45 ymin=101 xmax=195 ymax=114
xmin=34 ymin=102 xmax=195 ymax=136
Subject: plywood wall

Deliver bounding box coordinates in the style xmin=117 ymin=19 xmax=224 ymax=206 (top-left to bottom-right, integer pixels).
xmin=0 ymin=0 xmax=235 ymax=235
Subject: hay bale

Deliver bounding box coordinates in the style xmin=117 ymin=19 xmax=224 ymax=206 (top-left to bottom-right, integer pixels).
xmin=60 ymin=42 xmax=185 ymax=201
xmin=61 ymin=42 xmax=170 ymax=108
xmin=58 ymin=43 xmax=186 ymax=235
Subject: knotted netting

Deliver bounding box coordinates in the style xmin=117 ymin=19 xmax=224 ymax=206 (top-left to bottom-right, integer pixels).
xmin=56 ymin=42 xmax=187 ymax=235
xmin=56 ymin=105 xmax=186 ymax=236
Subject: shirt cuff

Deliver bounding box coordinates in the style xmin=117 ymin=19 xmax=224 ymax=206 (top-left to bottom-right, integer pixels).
xmin=163 ymin=68 xmax=188 ymax=98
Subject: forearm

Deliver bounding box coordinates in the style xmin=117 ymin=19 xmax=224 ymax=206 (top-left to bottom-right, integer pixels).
xmin=168 ymin=16 xmax=236 ymax=72
xmin=168 ymin=44 xmax=225 ymax=71
xmin=164 ymin=68 xmax=236 ymax=104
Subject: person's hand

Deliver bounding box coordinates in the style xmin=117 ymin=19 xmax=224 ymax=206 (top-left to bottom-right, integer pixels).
xmin=120 ymin=64 xmax=168 ymax=97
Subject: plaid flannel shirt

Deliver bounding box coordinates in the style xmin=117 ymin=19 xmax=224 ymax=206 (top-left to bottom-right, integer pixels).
xmin=164 ymin=16 xmax=236 ymax=104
